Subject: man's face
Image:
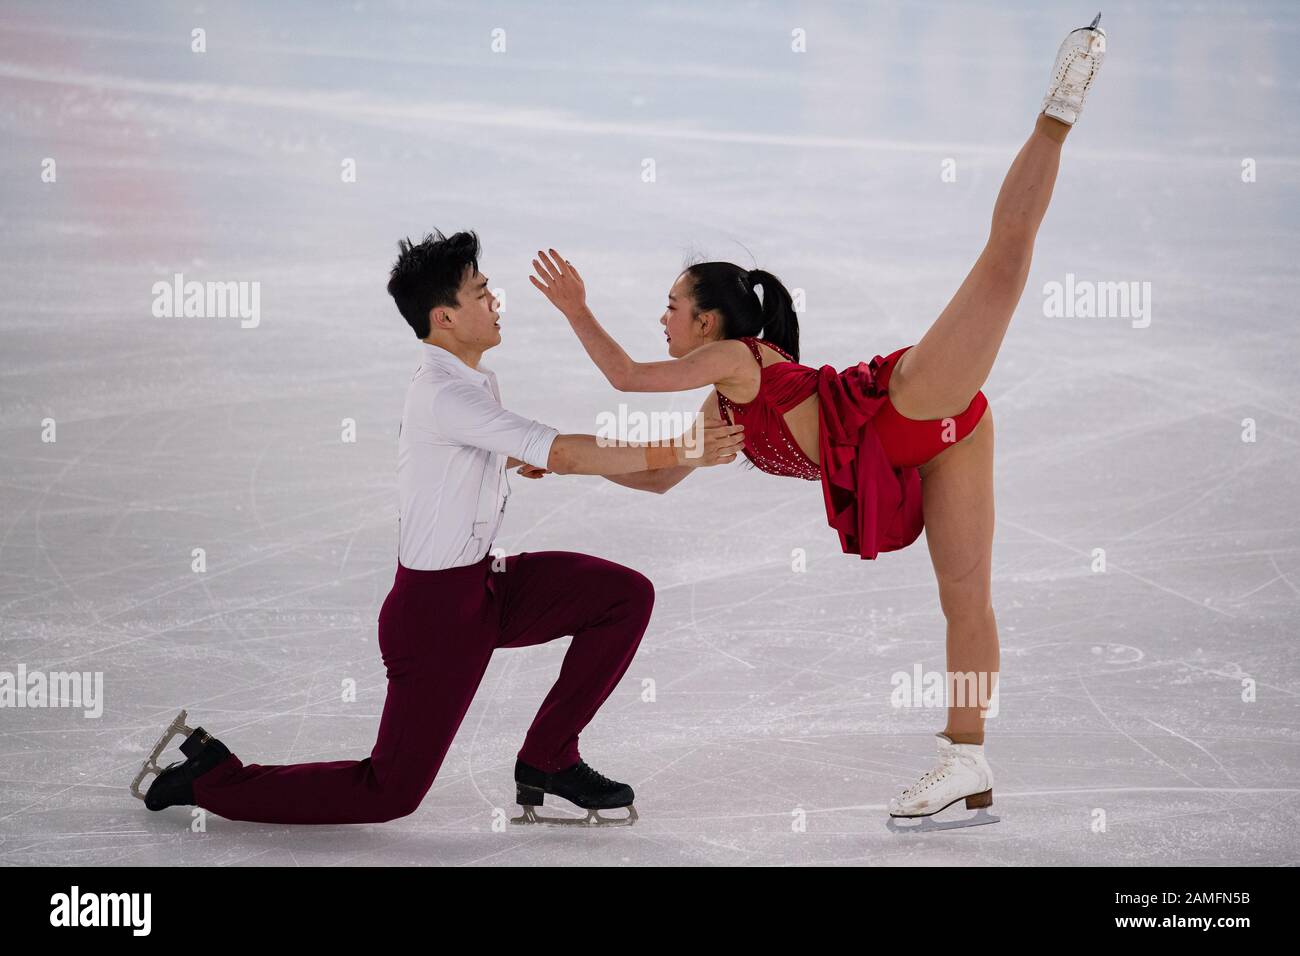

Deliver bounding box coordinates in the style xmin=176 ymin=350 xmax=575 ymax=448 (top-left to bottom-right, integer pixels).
xmin=441 ymin=268 xmax=501 ymax=350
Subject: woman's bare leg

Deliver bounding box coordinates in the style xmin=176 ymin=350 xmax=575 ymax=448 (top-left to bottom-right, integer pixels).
xmin=916 ymin=410 xmax=998 ymax=744
xmin=890 ymin=115 xmax=1070 ymax=421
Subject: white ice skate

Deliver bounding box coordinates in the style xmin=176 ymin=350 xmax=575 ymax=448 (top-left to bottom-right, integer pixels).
xmin=1041 ymin=12 xmax=1107 ymax=126
xmin=886 ymin=732 xmax=1000 ymax=833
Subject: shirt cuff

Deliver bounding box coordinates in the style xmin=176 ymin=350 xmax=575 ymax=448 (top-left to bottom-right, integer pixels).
xmin=519 ymin=425 xmax=559 ymax=472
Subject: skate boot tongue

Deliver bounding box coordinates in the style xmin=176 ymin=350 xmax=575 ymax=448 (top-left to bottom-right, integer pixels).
xmin=569 ymin=760 xmax=614 ymax=788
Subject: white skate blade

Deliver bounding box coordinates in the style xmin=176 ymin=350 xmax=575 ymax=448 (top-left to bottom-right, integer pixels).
xmin=510 ymin=803 xmax=638 ymax=828
xmin=129 ymin=709 xmax=195 ymax=802
xmin=887 ymin=807 xmax=1000 ymax=833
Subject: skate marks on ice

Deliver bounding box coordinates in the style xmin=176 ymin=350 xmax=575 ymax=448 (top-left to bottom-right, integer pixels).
xmin=1 ymin=0 xmax=1298 ymax=867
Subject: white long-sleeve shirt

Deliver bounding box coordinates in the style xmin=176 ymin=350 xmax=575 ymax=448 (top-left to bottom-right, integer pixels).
xmin=397 ymin=343 xmax=558 ymax=570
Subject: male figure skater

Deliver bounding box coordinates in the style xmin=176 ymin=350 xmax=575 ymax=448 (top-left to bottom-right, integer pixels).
xmin=131 ymin=230 xmax=743 ymax=826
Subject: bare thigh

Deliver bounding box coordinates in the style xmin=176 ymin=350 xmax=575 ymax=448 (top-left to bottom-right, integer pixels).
xmin=889 ymin=247 xmax=1030 ymax=422
xmin=918 ymin=409 xmax=995 ymax=613
xmin=888 ymin=121 xmax=1066 ymax=421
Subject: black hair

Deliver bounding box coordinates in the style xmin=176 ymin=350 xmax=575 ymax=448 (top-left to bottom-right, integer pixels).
xmin=682 ymin=261 xmax=800 ymax=362
xmin=386 ymin=229 xmax=481 ymax=339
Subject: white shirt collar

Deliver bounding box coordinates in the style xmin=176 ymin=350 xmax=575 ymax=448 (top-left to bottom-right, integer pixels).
xmin=420 ymin=342 xmax=491 ymax=385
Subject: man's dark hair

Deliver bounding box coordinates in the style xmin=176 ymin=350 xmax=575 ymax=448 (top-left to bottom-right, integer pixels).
xmin=386 ymin=229 xmax=481 ymax=338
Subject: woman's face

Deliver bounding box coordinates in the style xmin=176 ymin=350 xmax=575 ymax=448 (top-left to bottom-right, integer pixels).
xmin=660 ymin=272 xmax=716 ymax=358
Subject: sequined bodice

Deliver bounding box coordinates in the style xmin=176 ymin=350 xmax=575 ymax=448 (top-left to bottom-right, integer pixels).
xmin=716 ymin=337 xmax=821 ymax=481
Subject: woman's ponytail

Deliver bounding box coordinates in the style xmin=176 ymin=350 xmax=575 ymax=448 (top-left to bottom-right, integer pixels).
xmin=683 ymin=261 xmax=802 ymax=363
xmin=747 ymin=269 xmax=799 ymax=363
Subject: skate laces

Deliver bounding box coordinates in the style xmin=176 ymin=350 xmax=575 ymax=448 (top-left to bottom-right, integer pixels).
xmin=1065 ymin=52 xmax=1096 ymax=89
xmin=571 ymin=761 xmax=615 ymax=789
xmin=1055 ymin=35 xmax=1101 ymax=100
xmin=902 ymin=749 xmax=958 ymax=797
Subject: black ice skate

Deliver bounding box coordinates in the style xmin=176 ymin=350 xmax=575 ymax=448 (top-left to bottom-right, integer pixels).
xmin=511 ymin=758 xmax=638 ymax=827
xmin=129 ymin=709 xmax=231 ymax=811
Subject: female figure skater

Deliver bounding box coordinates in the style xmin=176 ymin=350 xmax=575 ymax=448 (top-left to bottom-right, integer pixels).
xmin=529 ymin=17 xmax=1107 ymax=827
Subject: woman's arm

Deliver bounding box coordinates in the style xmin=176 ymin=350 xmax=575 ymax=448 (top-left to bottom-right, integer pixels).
xmin=547 ymin=422 xmax=741 ymax=476
xmin=601 ymin=390 xmax=721 ymax=494
xmin=603 ymin=468 xmax=690 ymax=494
xmin=530 ymin=249 xmax=749 ymax=393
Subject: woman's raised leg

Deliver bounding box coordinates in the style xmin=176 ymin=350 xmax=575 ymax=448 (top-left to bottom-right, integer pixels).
xmin=889 ymin=116 xmax=1067 ymax=421
xmin=889 ymin=16 xmax=1107 ymax=421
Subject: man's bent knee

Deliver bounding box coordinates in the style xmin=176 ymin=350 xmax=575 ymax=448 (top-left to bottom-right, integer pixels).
xmin=370 ymin=784 xmax=430 ymax=823
xmin=609 ymin=565 xmax=655 ymax=622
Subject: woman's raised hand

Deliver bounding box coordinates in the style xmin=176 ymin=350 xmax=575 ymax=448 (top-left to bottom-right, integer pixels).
xmin=529 ymin=248 xmax=587 ymax=317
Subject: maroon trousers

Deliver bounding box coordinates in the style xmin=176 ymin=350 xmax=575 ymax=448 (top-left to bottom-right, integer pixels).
xmin=192 ymin=551 xmax=654 ymax=824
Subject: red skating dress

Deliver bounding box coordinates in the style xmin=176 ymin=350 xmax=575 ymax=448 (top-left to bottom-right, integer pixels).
xmin=716 ymin=337 xmax=989 ymax=559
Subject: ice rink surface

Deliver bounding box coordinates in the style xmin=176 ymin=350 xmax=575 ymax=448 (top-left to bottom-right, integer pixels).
xmin=1 ymin=0 xmax=1297 ymax=865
